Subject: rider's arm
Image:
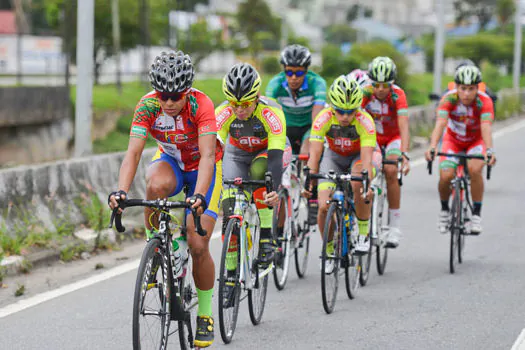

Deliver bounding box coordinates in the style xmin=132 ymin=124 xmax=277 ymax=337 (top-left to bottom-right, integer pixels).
xmin=264 ymin=107 xmax=287 ymax=191
xmin=480 ymin=96 xmax=495 ymax=150
xmin=308 ymin=108 xmax=331 ymax=173
xmin=312 ymin=76 xmax=327 ymax=124
xmin=356 ymin=111 xmax=377 ymax=178
xmin=429 ymin=96 xmax=451 ymax=149
xmin=194 ymin=96 xmax=219 ymax=198
xmin=360 ymin=146 xmax=374 ymax=179
xmin=396 ymin=88 xmax=410 ymax=153
xmin=215 ymin=102 xmax=236 ymax=145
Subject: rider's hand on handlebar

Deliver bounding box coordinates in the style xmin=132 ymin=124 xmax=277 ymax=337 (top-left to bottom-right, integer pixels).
xmin=187 ymin=194 xmax=207 ymax=216
xmin=425 ymin=147 xmax=435 ymax=162
xmin=108 ymin=190 xmax=127 ymax=213
xmin=402 ymin=157 xmax=410 ymax=175
xmin=263 ymin=190 xmax=279 ymax=207
xmin=486 ymin=153 xmax=496 ymax=166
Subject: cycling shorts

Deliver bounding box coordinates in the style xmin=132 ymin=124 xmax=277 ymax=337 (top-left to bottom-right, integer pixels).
xmin=287 ymin=125 xmax=311 ymax=155
xmin=377 ymin=134 xmax=402 ymax=157
xmin=439 ymin=137 xmax=485 ymax=170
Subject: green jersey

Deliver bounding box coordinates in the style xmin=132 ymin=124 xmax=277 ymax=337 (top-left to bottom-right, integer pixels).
xmin=265 ymin=71 xmax=327 ymax=128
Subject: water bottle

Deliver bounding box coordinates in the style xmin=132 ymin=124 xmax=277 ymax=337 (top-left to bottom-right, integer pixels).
xmin=333 ymin=190 xmax=344 ymax=202
xmin=172 ymin=237 xmax=189 ymax=278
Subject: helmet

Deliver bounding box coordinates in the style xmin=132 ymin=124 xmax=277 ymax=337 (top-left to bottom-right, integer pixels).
xmin=149 ymin=50 xmax=194 ymax=93
xmin=347 ymin=69 xmax=370 ymax=87
xmin=454 ymin=65 xmax=482 ymax=85
xmin=368 ymin=56 xmax=397 ymax=83
xmin=455 ymin=59 xmax=476 ymax=71
xmin=328 ymin=75 xmax=363 ymax=110
xmin=280 ymin=44 xmax=312 ymax=68
xmin=222 ymin=63 xmax=262 ymax=102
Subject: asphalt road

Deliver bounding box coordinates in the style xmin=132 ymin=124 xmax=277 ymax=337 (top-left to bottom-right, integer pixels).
xmin=1 ymin=120 xmax=525 ymax=350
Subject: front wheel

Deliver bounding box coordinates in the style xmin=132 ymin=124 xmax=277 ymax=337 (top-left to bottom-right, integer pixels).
xmin=248 ymin=272 xmax=269 ymax=325
xmin=294 ymin=194 xmax=310 ymax=278
xmin=272 ymin=190 xmax=292 ymax=291
xmin=321 ymin=203 xmax=341 ymax=314
xmin=375 ymin=192 xmax=389 ymax=275
xmin=132 ymin=238 xmax=171 ymax=350
xmin=178 ymin=254 xmax=197 ymax=350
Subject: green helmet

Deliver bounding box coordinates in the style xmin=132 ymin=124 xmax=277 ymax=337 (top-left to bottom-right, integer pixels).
xmin=454 ymin=65 xmax=482 ymax=85
xmin=328 ymin=75 xmax=363 ymax=110
xmin=368 ymin=56 xmax=397 ymax=83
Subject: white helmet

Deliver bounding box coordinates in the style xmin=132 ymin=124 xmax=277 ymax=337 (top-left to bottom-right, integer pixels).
xmin=347 ymin=69 xmax=370 ymax=87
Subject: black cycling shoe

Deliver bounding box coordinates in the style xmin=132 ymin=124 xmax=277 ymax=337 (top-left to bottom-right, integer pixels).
xmin=258 ymin=238 xmax=275 ymax=266
xmin=194 ymin=315 xmax=214 ymax=348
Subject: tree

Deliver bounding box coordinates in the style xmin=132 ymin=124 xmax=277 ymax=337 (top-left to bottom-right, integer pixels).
xmin=346 ymin=4 xmax=373 ymax=22
xmin=324 ymin=24 xmax=358 ymax=45
xmin=44 ymin=0 xmax=170 ymax=84
xmin=496 ymin=0 xmax=515 ymax=29
xmin=177 ymin=19 xmax=224 ymax=67
xmin=453 ymin=0 xmax=497 ymax=31
xmin=444 ymin=32 xmax=514 ymax=67
xmin=236 ymin=0 xmax=281 ymax=60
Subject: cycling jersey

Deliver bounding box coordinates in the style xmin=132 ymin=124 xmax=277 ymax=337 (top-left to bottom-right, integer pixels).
xmin=437 ymin=90 xmax=494 ymax=144
xmin=130 ymin=89 xmax=223 ymax=171
xmin=361 ymin=84 xmax=408 ymax=147
xmin=265 ymin=71 xmax=327 ymax=128
xmin=216 ymin=97 xmax=287 ymax=153
xmin=309 ymin=107 xmax=377 ymax=156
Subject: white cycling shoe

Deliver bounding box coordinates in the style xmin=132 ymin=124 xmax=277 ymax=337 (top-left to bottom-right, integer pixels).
xmin=354 ymin=235 xmax=370 ymax=255
xmin=386 ymin=227 xmax=401 ymax=248
xmin=438 ymin=210 xmax=450 ymax=234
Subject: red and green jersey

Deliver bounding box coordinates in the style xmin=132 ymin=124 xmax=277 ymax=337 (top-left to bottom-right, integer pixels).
xmin=361 ymin=84 xmax=409 ymax=144
xmin=130 ymin=88 xmax=223 ymax=171
xmin=437 ymin=90 xmax=494 ymax=144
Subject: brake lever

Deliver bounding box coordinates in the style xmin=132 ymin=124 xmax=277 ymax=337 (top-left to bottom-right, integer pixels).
xmin=264 ymin=171 xmax=274 ymax=209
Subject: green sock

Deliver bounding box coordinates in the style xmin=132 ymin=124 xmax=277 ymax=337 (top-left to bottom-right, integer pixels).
xmin=326 ymin=240 xmax=334 ymax=255
xmin=357 ymin=219 xmax=369 ymax=236
xmin=196 ymin=288 xmax=214 ymax=317
xmin=145 ymin=228 xmax=153 ymax=240
xmin=258 ymin=207 xmax=273 ymax=229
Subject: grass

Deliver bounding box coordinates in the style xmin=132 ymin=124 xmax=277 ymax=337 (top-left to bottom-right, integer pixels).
xmin=74 ymin=191 xmax=111 ymax=232
xmin=60 ymin=242 xmax=89 ymax=262
xmin=14 ymin=284 xmax=25 ymax=297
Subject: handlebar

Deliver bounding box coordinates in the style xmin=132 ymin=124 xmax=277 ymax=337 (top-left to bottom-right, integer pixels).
xmin=108 ymin=198 xmax=207 ymax=236
xmin=223 ymin=172 xmax=274 ymax=209
xmin=303 ymin=167 xmax=369 ymax=202
xmin=427 ymin=150 xmax=491 ymax=180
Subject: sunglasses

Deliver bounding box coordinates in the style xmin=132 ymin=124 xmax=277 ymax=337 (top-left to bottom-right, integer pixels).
xmin=156 ymin=91 xmax=187 ymax=102
xmin=285 ymin=69 xmax=306 ymax=77
xmin=333 ymin=107 xmax=357 ymax=115
xmin=372 ymin=82 xmax=392 ymax=89
xmin=229 ymin=100 xmax=254 ymax=109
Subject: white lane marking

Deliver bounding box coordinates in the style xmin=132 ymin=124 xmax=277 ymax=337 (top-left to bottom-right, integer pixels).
xmin=1 ymin=117 xmax=524 ymax=319
xmin=511 ymin=328 xmax=525 ymax=350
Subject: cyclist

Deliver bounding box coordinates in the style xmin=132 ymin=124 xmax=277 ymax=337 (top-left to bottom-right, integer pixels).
xmin=107 ymin=50 xmax=222 ymax=348
xmin=305 ymin=75 xmax=379 ymax=270
xmin=424 ymin=64 xmax=497 ymax=235
xmin=347 ymin=68 xmax=370 ymax=88
xmin=360 ymin=56 xmax=410 ymax=248
xmin=266 ymin=44 xmax=327 ymax=155
xmin=266 ymin=44 xmax=327 ymax=227
xmin=217 ymin=63 xmax=291 ymax=270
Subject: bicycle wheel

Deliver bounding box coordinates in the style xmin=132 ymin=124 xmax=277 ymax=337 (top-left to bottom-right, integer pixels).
xmin=273 ymin=190 xmax=292 ymax=290
xmin=345 ymin=249 xmax=361 ymax=299
xmin=375 ymin=190 xmax=389 ymax=276
xmin=293 ymin=179 xmax=310 ymax=278
xmin=218 ymin=218 xmax=242 ymax=344
xmin=321 ymin=202 xmax=341 ymax=314
xmin=449 ymin=186 xmax=461 ymax=274
xmin=178 ymin=256 xmax=197 ymax=349
xmin=248 ymin=271 xmax=269 ymax=325
xmin=132 ymin=238 xmax=171 ymax=350
xmin=359 ymin=217 xmax=373 ymax=286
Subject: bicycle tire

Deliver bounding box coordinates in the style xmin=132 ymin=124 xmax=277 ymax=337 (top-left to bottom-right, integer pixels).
xmin=178 ymin=256 xmax=197 ymax=350
xmin=345 ymin=251 xmax=361 ymax=299
xmin=132 ymin=238 xmax=171 ymax=350
xmin=273 ymin=190 xmax=291 ymax=291
xmin=248 ymin=271 xmax=269 ymax=325
xmin=321 ymin=203 xmax=341 ymax=314
xmin=218 ymin=218 xmax=242 ymax=344
xmin=375 ymin=191 xmax=389 ymax=276
xmin=294 ymin=190 xmax=310 ymax=278
xmin=449 ymin=184 xmax=461 ymax=274
xmin=360 ymin=217 xmax=373 ymax=286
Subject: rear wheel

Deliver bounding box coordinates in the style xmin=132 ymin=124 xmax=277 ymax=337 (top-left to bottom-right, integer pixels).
xmin=218 ymin=219 xmax=242 ymax=344
xmin=178 ymin=256 xmax=197 ymax=349
xmin=294 ymin=192 xmax=310 ymax=278
xmin=449 ymin=187 xmax=461 ymax=274
xmin=375 ymin=191 xmax=389 ymax=275
xmin=321 ymin=203 xmax=341 ymax=314
xmin=345 ymin=252 xmax=361 ymax=299
xmin=132 ymin=239 xmax=171 ymax=350
xmin=248 ymin=272 xmax=269 ymax=325
xmin=273 ymin=190 xmax=291 ymax=291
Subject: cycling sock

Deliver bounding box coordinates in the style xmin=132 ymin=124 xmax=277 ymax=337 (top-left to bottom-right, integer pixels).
xmin=196 ymin=288 xmax=213 ymax=317
xmin=473 ymin=202 xmax=482 ymax=216
xmin=389 ymin=209 xmax=401 ymax=229
xmin=326 ymin=240 xmax=334 ymax=255
xmin=357 ymin=219 xmax=369 ymax=236
xmin=145 ymin=228 xmax=153 ymax=240
xmin=441 ymin=200 xmax=449 ymax=212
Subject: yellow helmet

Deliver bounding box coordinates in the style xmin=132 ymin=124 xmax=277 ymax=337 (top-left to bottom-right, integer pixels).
xmin=328 ymin=75 xmax=363 ymax=110
xmin=222 ymin=63 xmax=261 ymax=102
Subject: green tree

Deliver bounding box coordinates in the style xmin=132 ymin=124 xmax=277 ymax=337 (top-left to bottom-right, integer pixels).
xmin=177 ymin=19 xmax=224 ymax=67
xmin=346 ymin=4 xmax=373 ymax=22
xmin=444 ymin=33 xmax=514 ymax=67
xmin=453 ymin=0 xmax=496 ymax=31
xmin=495 ymin=0 xmax=515 ymax=29
xmin=236 ymin=0 xmax=281 ymax=59
xmin=324 ymin=24 xmax=358 ymax=45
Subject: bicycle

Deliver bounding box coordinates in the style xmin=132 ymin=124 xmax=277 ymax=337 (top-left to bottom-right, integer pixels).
xmin=360 ymin=148 xmax=404 ymax=285
xmin=217 ymin=172 xmax=274 ymax=344
xmin=272 ymin=154 xmax=311 ymax=290
xmin=108 ymin=193 xmax=206 ymax=350
xmin=427 ymin=150 xmax=492 ymax=274
xmin=304 ymin=168 xmax=369 ymax=314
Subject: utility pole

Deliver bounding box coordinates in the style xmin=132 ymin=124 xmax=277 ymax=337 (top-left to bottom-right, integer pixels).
xmin=140 ymin=0 xmax=150 ymax=85
xmin=74 ymin=0 xmax=95 ymax=157
xmin=513 ymin=0 xmax=522 ymax=92
xmin=111 ymin=0 xmax=122 ymax=94
xmin=432 ymin=0 xmax=445 ymax=94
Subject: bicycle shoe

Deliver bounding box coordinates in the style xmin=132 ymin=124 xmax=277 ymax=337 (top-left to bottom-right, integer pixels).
xmin=194 ymin=315 xmax=214 ymax=348
xmin=258 ymin=238 xmax=275 ymax=266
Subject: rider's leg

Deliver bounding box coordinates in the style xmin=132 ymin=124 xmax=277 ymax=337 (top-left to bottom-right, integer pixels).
xmin=144 ymin=151 xmax=180 ymax=238
xmin=467 ymin=141 xmax=486 ymax=234
xmin=383 ymin=137 xmax=402 ymax=229
xmin=351 ymin=159 xmax=376 ymax=254
xmin=438 ymin=141 xmax=458 ymax=233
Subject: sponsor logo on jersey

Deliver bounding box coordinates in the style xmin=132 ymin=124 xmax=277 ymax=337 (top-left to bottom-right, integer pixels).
xmin=356 ymin=113 xmax=375 ymax=134
xmin=166 ymin=133 xmax=188 ymax=143
xmin=176 ymin=116 xmax=184 ymax=131
xmin=131 ymin=125 xmax=147 ymax=138
xmin=239 ymin=136 xmax=263 ymax=148
xmin=153 ymin=116 xmax=175 ymax=131
xmin=262 ymin=108 xmax=283 ymax=134
xmin=231 ymin=123 xmax=244 ymax=128
xmin=313 ymin=111 xmax=331 ymax=131
xmin=217 ymin=107 xmax=233 ymax=128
